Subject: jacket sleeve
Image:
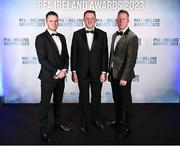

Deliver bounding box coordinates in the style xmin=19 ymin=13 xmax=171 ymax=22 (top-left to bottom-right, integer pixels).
xmin=70 ymin=32 xmax=77 ymax=71
xmin=101 ymin=32 xmax=109 ymax=72
xmin=35 ymin=35 xmax=58 ymax=76
xmin=61 ymin=35 xmax=69 ymax=70
xmin=121 ymin=35 xmax=138 ymax=80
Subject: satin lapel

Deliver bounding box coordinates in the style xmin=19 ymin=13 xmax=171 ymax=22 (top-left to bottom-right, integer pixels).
xmin=91 ymin=28 xmax=98 ymax=51
xmin=114 ymin=28 xmax=130 ymax=52
xmin=114 ymin=35 xmax=125 ymax=52
xmin=109 ymin=33 xmax=117 ymax=65
xmin=111 ymin=34 xmax=117 ymax=53
xmin=82 ymin=28 xmax=89 ymax=50
xmin=45 ymin=30 xmax=59 ymax=53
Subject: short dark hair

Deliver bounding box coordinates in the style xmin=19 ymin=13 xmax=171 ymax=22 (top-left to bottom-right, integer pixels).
xmin=118 ymin=10 xmax=129 ymax=17
xmin=84 ymin=10 xmax=96 ymax=17
xmin=46 ymin=11 xmax=58 ymax=19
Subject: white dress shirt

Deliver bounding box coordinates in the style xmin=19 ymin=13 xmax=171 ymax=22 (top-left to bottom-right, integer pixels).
xmin=111 ymin=27 xmax=128 ymax=68
xmin=47 ymin=29 xmax=62 ymax=75
xmin=114 ymin=27 xmax=128 ymax=51
xmin=47 ymin=29 xmax=62 ymax=55
xmin=85 ymin=28 xmax=94 ymax=50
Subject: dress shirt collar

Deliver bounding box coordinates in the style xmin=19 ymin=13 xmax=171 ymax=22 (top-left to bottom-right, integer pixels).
xmin=47 ymin=29 xmax=57 ymax=35
xmin=118 ymin=26 xmax=128 ymax=34
xmin=85 ymin=27 xmax=95 ymax=32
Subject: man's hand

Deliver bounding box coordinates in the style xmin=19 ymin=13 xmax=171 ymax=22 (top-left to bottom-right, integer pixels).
xmin=72 ymin=72 xmax=78 ymax=83
xmin=100 ymin=73 xmax=107 ymax=83
xmin=119 ymin=79 xmax=127 ymax=86
xmin=54 ymin=69 xmax=67 ymax=79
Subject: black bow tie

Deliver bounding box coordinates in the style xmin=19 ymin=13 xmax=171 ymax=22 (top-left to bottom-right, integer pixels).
xmin=51 ymin=33 xmax=58 ymax=36
xmin=85 ymin=30 xmax=94 ymax=34
xmin=116 ymin=31 xmax=123 ymax=36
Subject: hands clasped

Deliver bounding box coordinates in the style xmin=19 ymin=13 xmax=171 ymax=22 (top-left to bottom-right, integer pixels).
xmin=54 ymin=69 xmax=67 ymax=79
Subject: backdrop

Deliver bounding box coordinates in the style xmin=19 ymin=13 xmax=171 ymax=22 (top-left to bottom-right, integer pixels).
xmin=0 ymin=0 xmax=180 ymax=103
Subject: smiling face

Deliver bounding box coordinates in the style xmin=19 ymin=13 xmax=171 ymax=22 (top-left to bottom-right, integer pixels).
xmin=46 ymin=14 xmax=59 ymax=31
xmin=116 ymin=12 xmax=129 ymax=31
xmin=84 ymin=12 xmax=96 ymax=29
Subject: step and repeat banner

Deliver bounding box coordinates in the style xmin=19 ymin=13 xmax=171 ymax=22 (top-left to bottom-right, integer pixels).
xmin=0 ymin=0 xmax=180 ymax=103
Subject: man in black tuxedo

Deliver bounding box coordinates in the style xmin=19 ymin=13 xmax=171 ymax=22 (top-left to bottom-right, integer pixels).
xmin=71 ymin=10 xmax=108 ymax=134
xmin=107 ymin=10 xmax=138 ymax=140
xmin=35 ymin=11 xmax=71 ymax=143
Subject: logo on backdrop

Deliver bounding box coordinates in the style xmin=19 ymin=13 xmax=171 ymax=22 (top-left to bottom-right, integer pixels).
xmin=136 ymin=56 xmax=157 ymax=64
xmin=19 ymin=18 xmax=45 ymax=27
xmin=153 ymin=38 xmax=179 ymax=46
xmin=37 ymin=0 xmax=145 ymax=10
xmin=22 ymin=57 xmax=39 ymax=64
xmin=60 ymin=18 xmax=117 ymax=27
xmin=134 ymin=18 xmax=160 ymax=27
xmin=3 ymin=38 xmax=29 ymax=46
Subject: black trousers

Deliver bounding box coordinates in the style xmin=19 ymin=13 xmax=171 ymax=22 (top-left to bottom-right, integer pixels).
xmin=39 ymin=79 xmax=65 ymax=130
xmin=78 ymin=76 xmax=102 ymax=124
xmin=111 ymin=74 xmax=133 ymax=129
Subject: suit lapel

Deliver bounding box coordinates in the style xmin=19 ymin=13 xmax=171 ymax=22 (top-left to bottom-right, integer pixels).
xmin=109 ymin=34 xmax=116 ymax=66
xmin=45 ymin=30 xmax=60 ymax=53
xmin=111 ymin=34 xmax=117 ymax=53
xmin=115 ymin=35 xmax=125 ymax=50
xmin=81 ymin=28 xmax=89 ymax=50
xmin=91 ymin=28 xmax=98 ymax=51
xmin=114 ymin=28 xmax=130 ymax=52
xmin=81 ymin=28 xmax=98 ymax=51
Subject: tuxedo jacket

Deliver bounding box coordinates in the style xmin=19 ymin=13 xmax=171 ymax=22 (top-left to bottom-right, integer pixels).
xmin=35 ymin=30 xmax=69 ymax=81
xmin=109 ymin=28 xmax=138 ymax=81
xmin=71 ymin=27 xmax=108 ymax=79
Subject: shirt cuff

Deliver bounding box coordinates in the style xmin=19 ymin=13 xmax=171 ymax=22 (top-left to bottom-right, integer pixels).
xmin=55 ymin=69 xmax=60 ymax=75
